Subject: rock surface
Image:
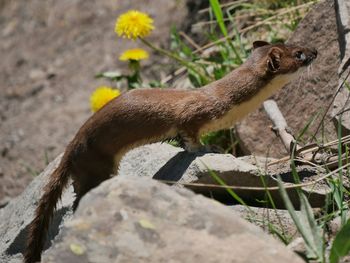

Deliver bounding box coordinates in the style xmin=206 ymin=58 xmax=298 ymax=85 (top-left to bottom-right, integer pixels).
xmin=332 ymin=0 xmax=350 ymax=135
xmin=0 ymin=143 xmax=327 ymax=262
xmin=335 ymin=0 xmax=350 ymax=72
xmin=43 ymin=175 xmax=304 ymax=263
xmin=231 ymin=205 xmax=301 ymax=239
xmin=120 ymin=143 xmax=330 ymax=208
xmin=236 ymin=0 xmax=340 ymax=157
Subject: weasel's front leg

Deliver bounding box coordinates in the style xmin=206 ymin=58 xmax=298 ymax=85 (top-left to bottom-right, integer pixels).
xmin=178 ymin=131 xmax=202 ymax=153
xmin=180 ymin=131 xmax=222 ymax=153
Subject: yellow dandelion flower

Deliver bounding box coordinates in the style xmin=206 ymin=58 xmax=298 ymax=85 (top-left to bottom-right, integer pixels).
xmin=119 ymin=48 xmax=149 ymax=61
xmin=90 ymin=86 xmax=120 ymax=112
xmin=115 ymin=10 xmax=154 ymax=39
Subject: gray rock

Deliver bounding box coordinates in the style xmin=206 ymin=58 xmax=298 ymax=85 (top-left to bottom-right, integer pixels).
xmin=120 ymin=143 xmax=259 ymax=185
xmin=288 ymin=237 xmax=307 ymax=258
xmin=237 ymin=155 xmax=276 ymax=169
xmin=0 ymin=154 xmax=74 ymax=263
xmin=332 ymin=83 xmax=350 ymax=136
xmin=43 ymin=175 xmax=304 ymax=263
xmin=332 ymin=0 xmax=350 ymax=135
xmin=120 ymin=143 xmax=330 ymax=208
xmin=335 ymin=0 xmax=350 ymax=73
xmin=0 ymin=143 xmax=330 ymax=262
xmin=231 ymin=205 xmax=301 ymax=240
xmin=328 ymin=211 xmax=350 ymax=235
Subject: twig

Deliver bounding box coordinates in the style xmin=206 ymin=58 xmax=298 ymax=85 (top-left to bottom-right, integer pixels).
xmin=335 ymin=107 xmax=350 ymax=116
xmin=160 ymin=67 xmax=186 ymax=84
xmin=267 ymin=135 xmax=350 ymax=167
xmin=262 ymin=100 xmax=340 ymax=168
xmin=179 ymin=31 xmax=202 ymax=52
xmin=156 ymin=162 xmax=350 ymax=191
xmin=263 ymin=100 xmax=299 ymax=153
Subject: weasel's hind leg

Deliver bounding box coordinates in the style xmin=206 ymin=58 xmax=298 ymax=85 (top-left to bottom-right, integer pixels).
xmin=71 ymin=156 xmax=114 ymax=211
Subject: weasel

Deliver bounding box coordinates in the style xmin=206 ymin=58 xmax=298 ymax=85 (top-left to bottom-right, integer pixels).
xmin=24 ymin=41 xmax=317 ymax=263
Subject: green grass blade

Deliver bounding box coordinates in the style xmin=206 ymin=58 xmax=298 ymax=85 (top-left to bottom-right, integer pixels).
xmin=330 ymin=219 xmax=350 ymax=263
xmin=299 ymin=193 xmax=324 ymax=259
xmin=345 ymin=81 xmax=350 ymax=91
xmin=208 ymin=168 xmax=247 ymax=206
xmin=200 ymin=161 xmax=252 ymax=212
xmin=209 ymin=0 xmax=228 ymax=37
xmin=277 ymin=176 xmax=319 ymax=259
xmin=226 ymin=12 xmax=246 ymax=57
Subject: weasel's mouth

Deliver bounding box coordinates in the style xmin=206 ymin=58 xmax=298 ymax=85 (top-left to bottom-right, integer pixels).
xmin=304 ymin=49 xmax=317 ymax=66
xmin=304 ymin=57 xmax=315 ymax=66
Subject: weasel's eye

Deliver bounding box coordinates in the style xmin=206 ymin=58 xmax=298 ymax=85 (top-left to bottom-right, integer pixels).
xmin=295 ymin=51 xmax=306 ymax=61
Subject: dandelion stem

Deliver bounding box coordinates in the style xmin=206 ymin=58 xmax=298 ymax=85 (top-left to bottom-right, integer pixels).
xmin=139 ymin=37 xmax=210 ymax=83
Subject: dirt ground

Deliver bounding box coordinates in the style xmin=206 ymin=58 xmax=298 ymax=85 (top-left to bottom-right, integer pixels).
xmin=0 ymin=0 xmax=206 ymax=204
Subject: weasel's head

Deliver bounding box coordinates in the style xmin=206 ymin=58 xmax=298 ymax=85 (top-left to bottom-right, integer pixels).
xmin=250 ymin=40 xmax=317 ymax=77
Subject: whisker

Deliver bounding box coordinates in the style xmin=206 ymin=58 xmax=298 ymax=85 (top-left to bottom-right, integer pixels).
xmin=297 ymin=69 xmax=305 ymax=90
xmin=308 ymin=64 xmax=313 ymax=79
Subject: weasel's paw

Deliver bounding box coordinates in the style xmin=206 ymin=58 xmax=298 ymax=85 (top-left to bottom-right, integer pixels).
xmin=202 ymin=144 xmax=224 ymax=153
xmin=183 ymin=143 xmax=202 ymax=153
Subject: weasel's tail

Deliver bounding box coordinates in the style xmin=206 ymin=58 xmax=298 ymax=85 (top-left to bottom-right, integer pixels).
xmin=24 ymin=157 xmax=71 ymax=263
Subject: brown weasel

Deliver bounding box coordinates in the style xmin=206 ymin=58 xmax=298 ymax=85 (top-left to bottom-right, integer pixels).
xmin=24 ymin=41 xmax=317 ymax=262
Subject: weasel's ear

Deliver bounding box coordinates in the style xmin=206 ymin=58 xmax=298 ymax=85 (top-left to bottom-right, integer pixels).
xmin=267 ymin=47 xmax=282 ymax=73
xmin=253 ymin=41 xmax=270 ymax=49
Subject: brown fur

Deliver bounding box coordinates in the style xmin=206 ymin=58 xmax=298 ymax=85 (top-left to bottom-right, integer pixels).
xmin=24 ymin=41 xmax=317 ymax=262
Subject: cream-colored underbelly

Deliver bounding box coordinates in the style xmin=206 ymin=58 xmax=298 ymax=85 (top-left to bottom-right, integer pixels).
xmin=199 ymin=71 xmax=301 ymax=135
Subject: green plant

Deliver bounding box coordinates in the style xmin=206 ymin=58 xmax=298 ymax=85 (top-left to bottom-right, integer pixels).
xmin=278 ymin=173 xmax=324 ymax=261
xmin=330 ymin=219 xmax=350 ymax=263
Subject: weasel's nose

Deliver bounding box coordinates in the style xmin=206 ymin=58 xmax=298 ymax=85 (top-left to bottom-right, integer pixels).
xmin=304 ymin=48 xmax=317 ymax=65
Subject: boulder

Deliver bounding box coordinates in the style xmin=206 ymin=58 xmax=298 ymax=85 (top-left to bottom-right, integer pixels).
xmin=120 ymin=143 xmax=330 ymax=208
xmin=43 ymin=175 xmax=304 ymax=263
